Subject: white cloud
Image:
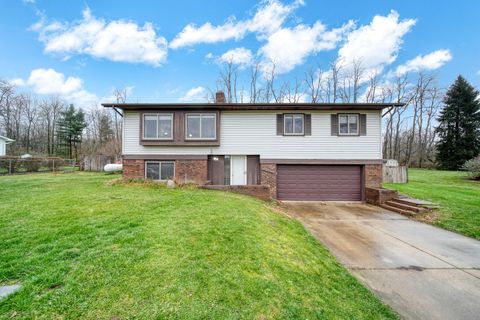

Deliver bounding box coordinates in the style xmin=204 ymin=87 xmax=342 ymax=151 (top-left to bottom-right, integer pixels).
xmin=25 ymin=68 xmax=98 ymax=108
xmin=247 ymin=0 xmax=304 ymax=37
xmin=259 ymin=21 xmax=354 ymax=74
xmin=179 ymin=86 xmax=207 ymax=102
xmin=170 ymin=20 xmax=247 ymax=49
xmin=32 ymin=8 xmax=168 ymax=66
xmin=170 ymin=0 xmax=304 ymax=49
xmin=395 ymin=49 xmax=452 ymax=76
xmin=219 ymin=47 xmax=253 ymax=67
xmin=9 ymin=78 xmax=25 ymax=87
xmin=337 ymin=11 xmax=416 ymax=77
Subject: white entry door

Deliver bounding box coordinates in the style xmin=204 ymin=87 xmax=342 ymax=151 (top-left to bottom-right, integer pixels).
xmin=230 ymin=155 xmax=246 ymax=185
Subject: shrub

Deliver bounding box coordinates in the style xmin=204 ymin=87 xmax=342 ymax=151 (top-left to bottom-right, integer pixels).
xmin=462 ymin=156 xmax=480 ymax=180
xmin=23 ymin=160 xmax=42 ymax=172
xmin=46 ymin=158 xmax=65 ymax=171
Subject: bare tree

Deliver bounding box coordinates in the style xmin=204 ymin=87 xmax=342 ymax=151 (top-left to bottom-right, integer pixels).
xmin=305 ymin=67 xmax=323 ymax=103
xmin=22 ymin=94 xmax=39 ymax=153
xmin=113 ymin=87 xmax=128 ymax=141
xmin=219 ymin=58 xmax=239 ymax=103
xmin=249 ymin=61 xmax=262 ymax=103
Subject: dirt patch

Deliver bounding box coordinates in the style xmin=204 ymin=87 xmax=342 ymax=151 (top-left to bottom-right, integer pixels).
xmin=414 ymin=209 xmax=441 ymax=224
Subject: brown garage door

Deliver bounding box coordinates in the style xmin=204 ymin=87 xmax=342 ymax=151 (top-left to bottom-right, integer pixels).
xmin=277 ymin=165 xmax=362 ymax=201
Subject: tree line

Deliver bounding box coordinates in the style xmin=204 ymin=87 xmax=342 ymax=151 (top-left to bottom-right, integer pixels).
xmin=209 ymin=59 xmax=480 ymax=169
xmin=1 ymin=61 xmax=478 ymax=170
xmin=0 ymin=80 xmax=123 ymax=160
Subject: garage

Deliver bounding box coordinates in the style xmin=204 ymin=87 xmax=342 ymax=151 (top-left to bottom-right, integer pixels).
xmin=277 ymin=165 xmax=362 ymax=201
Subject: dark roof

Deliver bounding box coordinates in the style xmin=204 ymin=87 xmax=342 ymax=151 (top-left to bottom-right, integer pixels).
xmin=102 ymin=102 xmax=404 ymax=111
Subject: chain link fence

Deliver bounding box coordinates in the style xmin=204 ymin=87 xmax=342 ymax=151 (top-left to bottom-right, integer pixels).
xmin=0 ymin=157 xmax=77 ymax=175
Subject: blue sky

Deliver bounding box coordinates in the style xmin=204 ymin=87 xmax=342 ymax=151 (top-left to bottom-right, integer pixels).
xmin=1 ymin=0 xmax=479 ymax=107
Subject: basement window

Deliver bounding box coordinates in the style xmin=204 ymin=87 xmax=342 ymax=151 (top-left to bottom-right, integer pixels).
xmin=145 ymin=161 xmax=175 ymax=181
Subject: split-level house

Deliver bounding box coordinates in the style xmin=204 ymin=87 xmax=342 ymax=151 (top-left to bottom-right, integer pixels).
xmin=103 ymin=92 xmax=402 ymax=202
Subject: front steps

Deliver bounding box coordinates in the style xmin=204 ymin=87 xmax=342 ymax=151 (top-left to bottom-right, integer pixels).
xmin=380 ymin=195 xmax=438 ymax=216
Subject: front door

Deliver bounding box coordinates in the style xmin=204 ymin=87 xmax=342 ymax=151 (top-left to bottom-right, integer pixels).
xmin=230 ymin=155 xmax=246 ymax=185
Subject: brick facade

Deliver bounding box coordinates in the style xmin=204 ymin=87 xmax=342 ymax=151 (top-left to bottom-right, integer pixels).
xmin=365 ymin=187 xmax=398 ymax=205
xmin=175 ymin=159 xmax=208 ymax=184
xmin=122 ymin=158 xmax=207 ymax=185
xmin=364 ymin=164 xmax=382 ymax=188
xmin=123 ymin=159 xmax=383 ymax=202
xmin=123 ymin=159 xmax=145 ymax=180
xmin=260 ymin=163 xmax=277 ymax=199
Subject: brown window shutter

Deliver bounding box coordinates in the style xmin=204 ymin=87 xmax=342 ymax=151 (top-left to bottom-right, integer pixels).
xmin=276 ymin=114 xmax=284 ymax=135
xmin=331 ymin=114 xmax=338 ymax=136
xmin=304 ymin=114 xmax=311 ymax=135
xmin=360 ymin=114 xmax=367 ymax=136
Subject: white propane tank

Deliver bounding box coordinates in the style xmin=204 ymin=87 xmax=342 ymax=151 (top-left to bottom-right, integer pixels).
xmin=104 ymin=163 xmax=123 ymax=172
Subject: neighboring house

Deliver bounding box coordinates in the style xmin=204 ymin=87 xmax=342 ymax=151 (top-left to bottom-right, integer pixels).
xmin=103 ymin=92 xmax=402 ymax=201
xmin=0 ymin=135 xmax=14 ymax=156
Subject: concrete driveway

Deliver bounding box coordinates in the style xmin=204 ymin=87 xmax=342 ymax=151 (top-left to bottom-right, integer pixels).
xmin=282 ymin=202 xmax=480 ymax=320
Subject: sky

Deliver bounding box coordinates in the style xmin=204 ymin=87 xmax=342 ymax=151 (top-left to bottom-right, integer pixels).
xmin=1 ymin=0 xmax=479 ymax=108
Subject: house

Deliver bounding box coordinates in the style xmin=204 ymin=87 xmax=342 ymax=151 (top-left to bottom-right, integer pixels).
xmin=0 ymin=135 xmax=14 ymax=156
xmin=102 ymin=92 xmax=402 ymax=201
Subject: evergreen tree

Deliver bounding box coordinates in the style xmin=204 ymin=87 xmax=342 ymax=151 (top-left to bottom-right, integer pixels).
xmin=56 ymin=104 xmax=86 ymax=160
xmin=436 ymin=75 xmax=480 ymax=170
xmin=98 ymin=113 xmax=114 ymax=145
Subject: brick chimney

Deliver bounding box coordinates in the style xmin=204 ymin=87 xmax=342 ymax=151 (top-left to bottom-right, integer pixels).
xmin=215 ymin=91 xmax=226 ymax=104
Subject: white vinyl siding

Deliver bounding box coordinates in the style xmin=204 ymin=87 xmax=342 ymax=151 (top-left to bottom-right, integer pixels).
xmin=123 ymin=110 xmax=382 ymax=159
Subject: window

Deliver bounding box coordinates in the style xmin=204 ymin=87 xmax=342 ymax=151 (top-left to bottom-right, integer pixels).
xmin=143 ymin=114 xmax=173 ymax=139
xmin=224 ymin=155 xmax=231 ymax=185
xmin=186 ymin=114 xmax=216 ymax=139
xmin=284 ymin=114 xmax=304 ymax=135
xmin=145 ymin=161 xmax=175 ymax=180
xmin=338 ymin=114 xmax=359 ymax=135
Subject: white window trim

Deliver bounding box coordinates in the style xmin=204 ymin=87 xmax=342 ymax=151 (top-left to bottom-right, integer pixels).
xmin=145 ymin=161 xmax=175 ymax=181
xmin=338 ymin=114 xmax=359 ymax=136
xmin=185 ymin=113 xmax=217 ymax=140
xmin=142 ymin=113 xmax=174 ymax=140
xmin=283 ymin=114 xmax=304 ymax=136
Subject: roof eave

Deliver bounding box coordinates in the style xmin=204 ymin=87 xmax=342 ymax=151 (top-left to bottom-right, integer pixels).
xmin=0 ymin=136 xmax=14 ymax=143
xmin=102 ymin=102 xmax=405 ymax=111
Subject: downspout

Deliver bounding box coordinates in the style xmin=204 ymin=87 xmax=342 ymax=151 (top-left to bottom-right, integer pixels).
xmin=112 ymin=105 xmax=123 ymax=117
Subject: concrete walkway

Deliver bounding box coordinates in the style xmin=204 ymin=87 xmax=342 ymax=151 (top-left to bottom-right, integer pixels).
xmin=283 ymin=202 xmax=480 ymax=320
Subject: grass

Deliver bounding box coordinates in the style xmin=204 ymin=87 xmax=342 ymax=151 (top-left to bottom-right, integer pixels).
xmin=0 ymin=172 xmax=396 ymax=319
xmin=385 ymin=168 xmax=480 ymax=240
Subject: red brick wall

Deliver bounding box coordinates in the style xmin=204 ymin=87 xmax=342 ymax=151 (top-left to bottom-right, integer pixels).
xmin=364 ymin=164 xmax=382 ymax=188
xmin=365 ymin=187 xmax=398 ymax=204
xmin=122 ymin=158 xmax=208 ymax=185
xmin=123 ymin=159 xmax=145 ymax=180
xmin=174 ymin=159 xmax=208 ymax=184
xmin=260 ymin=163 xmax=277 ymax=199
xmin=123 ymin=159 xmax=382 ymax=201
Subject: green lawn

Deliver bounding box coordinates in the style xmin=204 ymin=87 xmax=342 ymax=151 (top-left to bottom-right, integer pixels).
xmin=385 ymin=169 xmax=480 ymax=239
xmin=0 ymin=173 xmax=396 ymax=319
